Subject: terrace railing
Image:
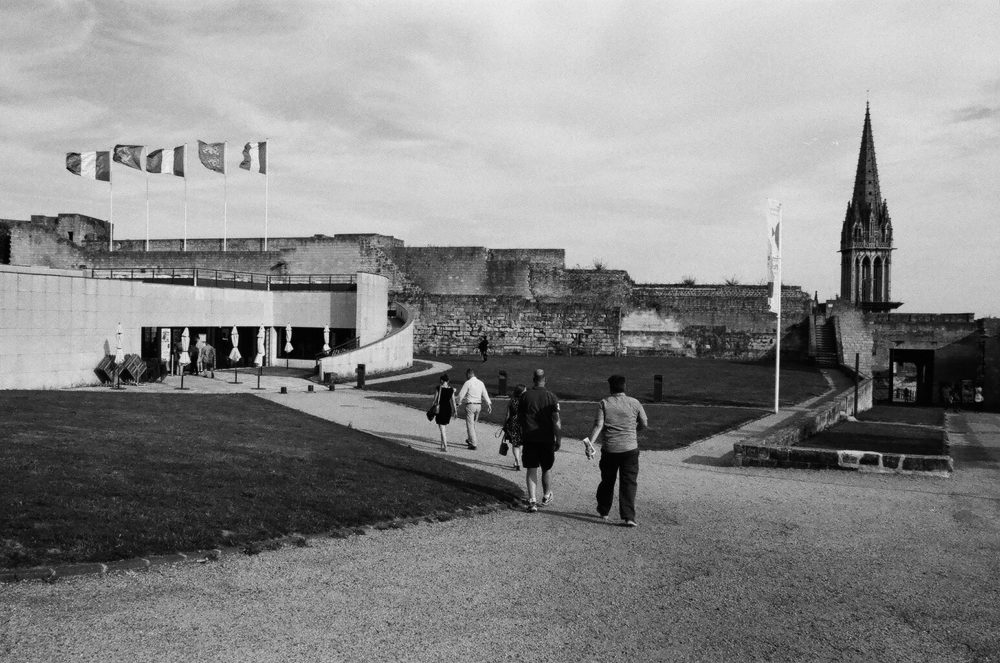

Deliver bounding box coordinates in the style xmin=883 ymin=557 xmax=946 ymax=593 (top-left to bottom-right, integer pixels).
xmin=90 ymin=267 xmax=357 ymax=292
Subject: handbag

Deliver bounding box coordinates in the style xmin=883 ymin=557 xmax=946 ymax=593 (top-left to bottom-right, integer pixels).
xmin=499 ymin=440 xmax=509 ymax=456
xmin=426 ymin=405 xmax=437 ymax=421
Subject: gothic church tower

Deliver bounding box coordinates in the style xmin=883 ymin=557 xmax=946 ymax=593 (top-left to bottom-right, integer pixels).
xmin=839 ymin=103 xmax=900 ymax=311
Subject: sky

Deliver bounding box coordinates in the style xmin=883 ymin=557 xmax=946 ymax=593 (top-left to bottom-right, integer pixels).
xmin=1 ymin=0 xmax=997 ymax=315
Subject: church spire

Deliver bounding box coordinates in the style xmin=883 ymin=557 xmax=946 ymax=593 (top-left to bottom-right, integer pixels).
xmin=851 ymin=101 xmax=883 ymax=213
xmin=839 ymin=102 xmax=899 ymax=311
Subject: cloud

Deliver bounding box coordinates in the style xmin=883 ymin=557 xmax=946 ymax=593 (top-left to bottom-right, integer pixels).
xmin=951 ymin=105 xmax=1000 ymax=123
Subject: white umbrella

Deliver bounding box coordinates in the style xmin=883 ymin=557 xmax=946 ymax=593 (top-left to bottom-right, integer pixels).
xmin=322 ymin=325 xmax=331 ymax=353
xmin=254 ymin=325 xmax=265 ymax=367
xmin=284 ymin=324 xmax=293 ymax=355
xmin=114 ymin=323 xmax=125 ymax=365
xmin=229 ymin=326 xmax=241 ymax=363
xmin=179 ymin=327 xmax=191 ymax=366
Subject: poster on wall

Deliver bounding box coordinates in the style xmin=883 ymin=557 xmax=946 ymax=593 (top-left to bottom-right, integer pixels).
xmin=160 ymin=328 xmax=171 ymax=362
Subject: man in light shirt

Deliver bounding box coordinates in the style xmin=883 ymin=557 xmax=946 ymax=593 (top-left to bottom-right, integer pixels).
xmin=458 ymin=368 xmax=492 ymax=450
xmin=585 ymin=374 xmax=648 ymax=527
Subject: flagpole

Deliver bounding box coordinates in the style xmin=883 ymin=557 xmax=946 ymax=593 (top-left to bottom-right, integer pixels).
xmin=145 ymin=171 xmax=150 ymax=252
xmin=109 ymin=176 xmax=114 ymax=252
xmin=223 ymin=141 xmax=228 ymax=252
xmin=774 ymin=211 xmax=783 ymax=414
xmin=183 ymin=144 xmax=188 ymax=252
xmin=264 ymin=138 xmax=269 ymax=252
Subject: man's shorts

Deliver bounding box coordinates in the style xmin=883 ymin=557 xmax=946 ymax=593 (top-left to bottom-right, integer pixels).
xmin=521 ymin=433 xmax=556 ymax=471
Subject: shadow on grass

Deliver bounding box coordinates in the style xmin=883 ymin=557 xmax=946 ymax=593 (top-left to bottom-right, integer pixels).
xmin=367 ymin=460 xmax=521 ymax=505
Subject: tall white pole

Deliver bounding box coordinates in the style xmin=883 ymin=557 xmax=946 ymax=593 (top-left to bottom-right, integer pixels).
xmin=145 ymin=171 xmax=150 ymax=252
xmin=773 ymin=208 xmax=783 ymax=414
xmin=183 ymin=145 xmax=188 ymax=252
xmin=223 ymin=142 xmax=228 ymax=252
xmin=109 ymin=177 xmax=114 ymax=252
xmin=264 ymin=138 xmax=269 ymax=252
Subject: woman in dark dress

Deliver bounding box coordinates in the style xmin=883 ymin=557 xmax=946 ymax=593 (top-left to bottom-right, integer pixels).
xmin=503 ymin=384 xmax=527 ymax=470
xmin=431 ymin=373 xmax=458 ymax=452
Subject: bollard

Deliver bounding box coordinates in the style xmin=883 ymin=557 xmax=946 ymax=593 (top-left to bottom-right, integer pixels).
xmin=498 ymin=370 xmax=508 ymax=396
xmin=653 ymin=374 xmax=663 ymax=402
xmin=307 ymin=384 xmax=314 ymax=393
xmin=356 ymin=363 xmax=366 ymax=390
xmin=280 ymin=386 xmax=288 ymax=394
xmin=329 ymin=381 xmax=336 ymax=391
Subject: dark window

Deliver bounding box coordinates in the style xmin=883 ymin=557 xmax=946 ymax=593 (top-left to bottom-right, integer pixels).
xmin=0 ymin=229 xmax=10 ymax=264
xmin=67 ymin=231 xmax=74 ymax=242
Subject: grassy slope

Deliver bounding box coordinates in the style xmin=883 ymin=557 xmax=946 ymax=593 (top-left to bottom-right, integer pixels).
xmin=0 ymin=391 xmax=519 ymax=569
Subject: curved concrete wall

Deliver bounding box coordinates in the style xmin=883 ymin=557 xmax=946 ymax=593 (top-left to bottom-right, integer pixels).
xmin=318 ymin=303 xmax=414 ymax=381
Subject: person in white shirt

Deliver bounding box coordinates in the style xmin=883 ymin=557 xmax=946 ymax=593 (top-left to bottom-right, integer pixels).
xmin=457 ymin=368 xmax=492 ymax=450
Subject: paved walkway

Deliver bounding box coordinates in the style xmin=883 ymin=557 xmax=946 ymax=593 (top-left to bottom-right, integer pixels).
xmin=5 ymin=368 xmax=1000 ymax=661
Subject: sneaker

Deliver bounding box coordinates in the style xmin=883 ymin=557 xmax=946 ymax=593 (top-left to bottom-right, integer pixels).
xmin=526 ymin=501 xmax=538 ymax=513
xmin=596 ymin=509 xmax=609 ymax=521
xmin=541 ymin=492 xmax=553 ymax=506
xmin=623 ymin=520 xmax=637 ymax=527
xmin=466 ymin=440 xmax=477 ymax=450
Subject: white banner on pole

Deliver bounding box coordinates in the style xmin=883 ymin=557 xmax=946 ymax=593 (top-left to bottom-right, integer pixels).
xmin=767 ymin=198 xmax=783 ymax=413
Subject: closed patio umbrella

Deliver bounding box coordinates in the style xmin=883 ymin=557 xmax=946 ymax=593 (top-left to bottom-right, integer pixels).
xmin=179 ymin=327 xmax=191 ymax=367
xmin=114 ymin=323 xmax=125 ymax=365
xmin=254 ymin=325 xmax=265 ymax=367
xmin=284 ymin=324 xmax=293 ymax=355
xmin=322 ymin=325 xmax=331 ymax=353
xmin=229 ymin=326 xmax=241 ymax=364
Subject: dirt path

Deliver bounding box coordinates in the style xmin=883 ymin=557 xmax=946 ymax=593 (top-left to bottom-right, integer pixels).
xmin=4 ymin=379 xmax=1000 ymax=662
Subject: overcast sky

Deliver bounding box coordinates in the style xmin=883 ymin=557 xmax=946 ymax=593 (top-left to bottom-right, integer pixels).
xmin=2 ymin=1 xmax=997 ymax=314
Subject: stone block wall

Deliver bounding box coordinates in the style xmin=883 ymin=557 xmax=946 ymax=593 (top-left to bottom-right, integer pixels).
xmin=867 ymin=312 xmax=977 ymax=370
xmin=0 ymin=221 xmax=91 ymax=269
xmin=409 ymin=295 xmax=618 ymax=356
xmin=832 ymin=306 xmax=875 ymax=376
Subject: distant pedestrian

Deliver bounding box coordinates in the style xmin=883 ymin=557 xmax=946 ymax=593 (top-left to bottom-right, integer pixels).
xmin=430 ymin=373 xmax=458 ymax=452
xmin=584 ymin=374 xmax=648 ymax=527
xmin=458 ymin=368 xmax=492 ymax=450
xmin=502 ymin=384 xmax=527 ymax=471
xmin=477 ymin=336 xmax=489 ymax=362
xmin=519 ymin=369 xmax=561 ymax=512
xmin=974 ymin=386 xmax=984 ymax=410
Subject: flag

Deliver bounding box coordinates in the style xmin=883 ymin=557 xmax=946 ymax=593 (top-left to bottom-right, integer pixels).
xmin=198 ymin=140 xmax=226 ymax=173
xmin=147 ymin=145 xmax=186 ymax=176
xmin=767 ymin=198 xmax=782 ymax=313
xmin=66 ymin=151 xmax=111 ymax=182
xmin=240 ymin=141 xmax=267 ymax=174
xmin=113 ymin=144 xmax=144 ymax=170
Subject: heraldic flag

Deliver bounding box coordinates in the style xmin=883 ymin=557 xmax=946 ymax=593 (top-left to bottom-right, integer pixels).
xmin=147 ymin=146 xmax=186 ymax=176
xmin=66 ymin=151 xmax=111 ymax=181
xmin=113 ymin=144 xmax=144 ymax=170
xmin=197 ymin=140 xmax=226 ymax=173
xmin=240 ymin=141 xmax=267 ymax=174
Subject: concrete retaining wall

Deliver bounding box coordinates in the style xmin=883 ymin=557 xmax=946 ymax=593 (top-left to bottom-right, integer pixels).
xmin=319 ymin=304 xmax=414 ymax=381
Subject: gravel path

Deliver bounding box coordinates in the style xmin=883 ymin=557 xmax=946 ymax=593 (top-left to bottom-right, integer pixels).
xmin=4 ymin=375 xmax=1000 ymax=662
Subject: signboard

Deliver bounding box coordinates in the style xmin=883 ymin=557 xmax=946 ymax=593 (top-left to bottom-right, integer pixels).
xmin=160 ymin=328 xmax=171 ymax=362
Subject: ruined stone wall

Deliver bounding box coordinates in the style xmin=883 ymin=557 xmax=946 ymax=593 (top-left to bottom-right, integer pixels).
xmin=409 ymin=295 xmax=619 ymax=356
xmin=0 ymin=220 xmax=91 ymax=269
xmin=866 ymin=312 xmax=977 ymax=370
xmin=621 ymin=284 xmax=811 ymax=359
xmin=832 ymin=306 xmax=874 ymax=376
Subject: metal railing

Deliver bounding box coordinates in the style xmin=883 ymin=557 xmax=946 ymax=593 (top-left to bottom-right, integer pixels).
xmin=90 ymin=267 xmax=357 ymax=292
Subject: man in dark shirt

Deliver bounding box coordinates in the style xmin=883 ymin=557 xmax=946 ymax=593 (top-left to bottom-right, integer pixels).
xmin=518 ymin=369 xmax=561 ymax=513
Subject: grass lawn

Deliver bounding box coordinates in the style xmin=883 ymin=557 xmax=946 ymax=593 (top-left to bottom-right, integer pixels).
xmin=0 ymin=391 xmax=520 ymax=569
xmin=856 ymin=405 xmax=944 ymax=427
xmin=374 ymin=395 xmax=767 ymax=451
xmin=799 ymin=421 xmax=946 ymax=456
xmin=383 ymin=355 xmax=828 ymax=408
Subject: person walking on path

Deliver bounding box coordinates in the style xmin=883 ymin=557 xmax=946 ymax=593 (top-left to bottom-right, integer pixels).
xmin=458 ymin=368 xmax=492 ymax=450
xmin=430 ymin=373 xmax=458 ymax=452
xmin=519 ymin=369 xmax=561 ymax=513
xmin=502 ymin=384 xmax=527 ymax=471
xmin=584 ymin=374 xmax=648 ymax=527
xmin=477 ymin=336 xmax=489 ymax=362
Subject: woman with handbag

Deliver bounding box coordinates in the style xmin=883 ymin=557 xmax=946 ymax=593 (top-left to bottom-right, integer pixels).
xmin=429 ymin=373 xmax=458 ymax=452
xmin=502 ymin=384 xmax=527 ymax=470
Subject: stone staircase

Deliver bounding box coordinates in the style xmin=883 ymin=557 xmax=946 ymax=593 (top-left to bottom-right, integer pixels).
xmin=814 ymin=319 xmax=839 ymax=367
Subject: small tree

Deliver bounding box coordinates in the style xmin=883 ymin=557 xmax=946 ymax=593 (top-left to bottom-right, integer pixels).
xmin=681 ymin=275 xmax=696 ymax=286
xmin=725 ymin=276 xmax=740 ymax=286
xmin=592 ymin=258 xmax=607 ymax=271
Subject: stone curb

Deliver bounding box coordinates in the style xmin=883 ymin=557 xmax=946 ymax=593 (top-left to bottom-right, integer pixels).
xmin=0 ymin=502 xmax=515 ymax=584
